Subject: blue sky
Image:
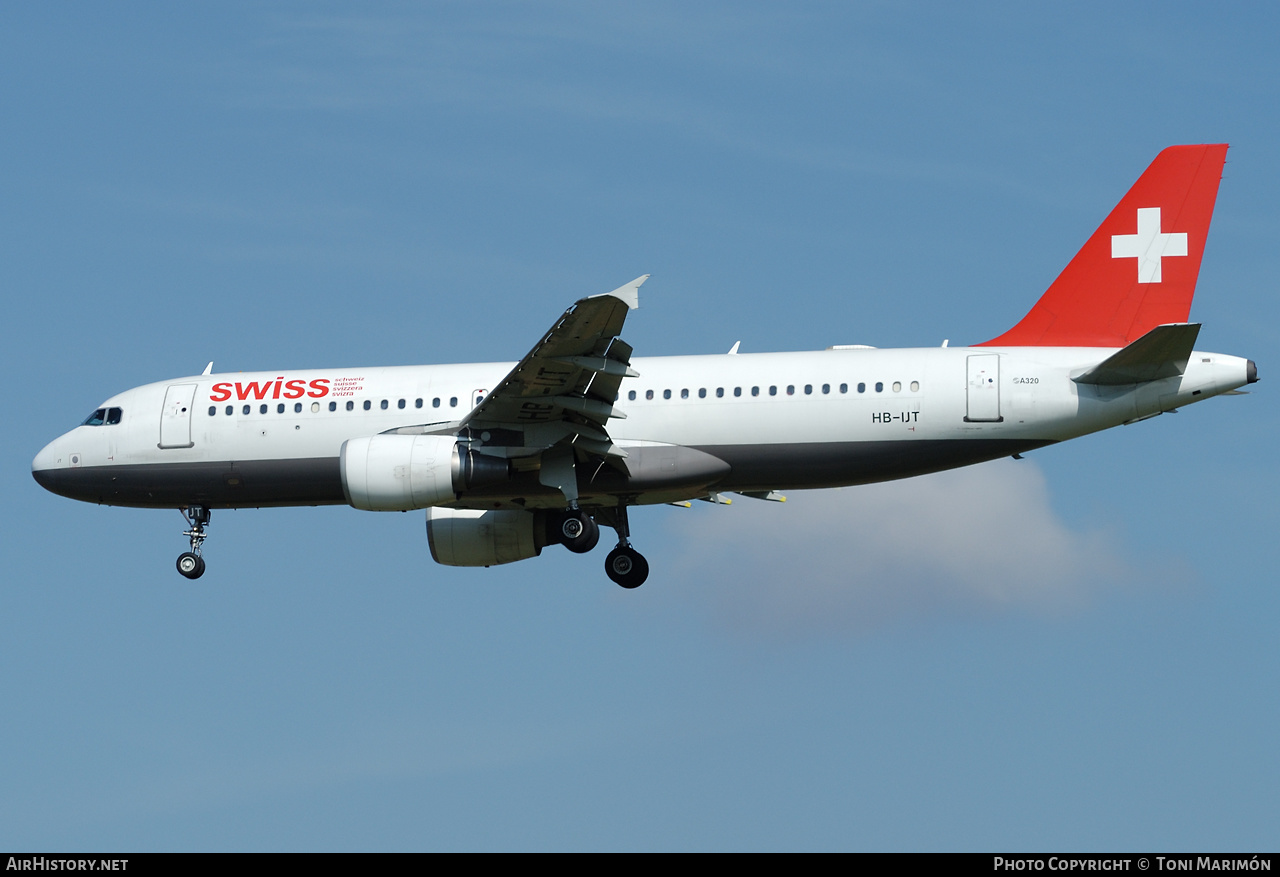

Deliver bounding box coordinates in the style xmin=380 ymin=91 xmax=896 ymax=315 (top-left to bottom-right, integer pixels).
xmin=2 ymin=3 xmax=1277 ymax=850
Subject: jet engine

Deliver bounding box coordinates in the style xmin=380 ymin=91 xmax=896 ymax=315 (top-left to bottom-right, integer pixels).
xmin=426 ymin=507 xmax=547 ymax=567
xmin=340 ymin=434 xmax=509 ymax=511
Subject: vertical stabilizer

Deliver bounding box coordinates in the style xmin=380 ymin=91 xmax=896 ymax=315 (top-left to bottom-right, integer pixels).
xmin=979 ymin=144 xmax=1227 ymax=347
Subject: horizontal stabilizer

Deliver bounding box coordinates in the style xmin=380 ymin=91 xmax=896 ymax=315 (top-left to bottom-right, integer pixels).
xmin=1074 ymin=323 xmax=1200 ymax=385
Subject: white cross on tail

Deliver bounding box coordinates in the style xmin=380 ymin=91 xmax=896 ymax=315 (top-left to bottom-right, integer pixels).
xmin=1111 ymin=207 xmax=1188 ymax=283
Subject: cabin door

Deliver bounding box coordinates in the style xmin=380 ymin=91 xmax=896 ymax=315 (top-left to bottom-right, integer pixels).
xmin=159 ymin=383 xmax=197 ymax=449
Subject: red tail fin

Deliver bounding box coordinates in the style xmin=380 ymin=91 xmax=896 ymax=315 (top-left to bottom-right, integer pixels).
xmin=979 ymin=144 xmax=1228 ymax=347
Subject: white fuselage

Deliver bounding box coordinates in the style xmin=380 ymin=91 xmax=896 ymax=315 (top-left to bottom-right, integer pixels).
xmin=32 ymin=345 xmax=1252 ymax=511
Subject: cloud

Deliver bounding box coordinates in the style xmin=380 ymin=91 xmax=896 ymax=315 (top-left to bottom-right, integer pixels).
xmin=660 ymin=459 xmax=1162 ymax=638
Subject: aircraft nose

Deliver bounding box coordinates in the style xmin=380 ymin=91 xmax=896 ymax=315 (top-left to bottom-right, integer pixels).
xmin=32 ymin=436 xmax=70 ymax=491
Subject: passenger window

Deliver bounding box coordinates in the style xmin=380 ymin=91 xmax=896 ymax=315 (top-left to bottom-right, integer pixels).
xmin=225 ymin=406 xmax=233 ymax=415
xmin=311 ymin=402 xmax=320 ymax=413
xmin=433 ymin=398 xmax=441 ymax=408
xmin=646 ymin=390 xmax=654 ymax=400
xmin=769 ymin=386 xmax=777 ymax=396
xmin=329 ymin=401 xmax=337 ymax=412
xmin=857 ymin=383 xmax=865 ymax=393
xmin=398 ymin=399 xmax=406 ymax=409
xmin=734 ymin=387 xmax=742 ymax=397
xmin=840 ymin=383 xmax=848 ymax=394
xmin=681 ymin=389 xmax=689 ymax=399
xmin=786 ymin=385 xmax=794 ymax=395
xmin=628 ymin=390 xmax=636 ymax=401
xmin=260 ymin=404 xmax=268 ymax=414
xmin=875 ymin=382 xmax=884 ymax=393
xmin=911 ymin=381 xmax=920 ymax=392
xmin=752 ymin=386 xmax=759 ymax=396
xmin=804 ymin=385 xmax=812 ymax=395
xmin=892 ymin=381 xmax=902 ymax=392
xmin=294 ymin=402 xmax=303 ymax=413
xmin=716 ymin=388 xmax=724 ymax=398
xmin=380 ymin=399 xmax=389 ymax=410
xmin=346 ymin=401 xmax=354 ymax=411
xmin=277 ymin=403 xmax=285 ymax=414
xmin=698 ymin=388 xmax=707 ymax=399
xmin=450 ymin=397 xmax=458 ymax=407
xmin=822 ymin=384 xmax=830 ymax=394
xmin=106 ymin=408 xmax=122 ymax=424
xmin=363 ymin=400 xmax=371 ymax=410
xmin=415 ymin=398 xmax=423 ymax=408
xmin=242 ymin=405 xmax=250 ymax=415
xmin=208 ymin=406 xmax=216 ymax=417
xmin=663 ymin=390 xmax=672 ymax=400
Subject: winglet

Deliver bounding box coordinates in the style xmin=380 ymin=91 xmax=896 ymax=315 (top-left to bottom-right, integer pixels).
xmin=202 ymin=362 xmax=214 ymax=376
xmin=598 ymin=274 xmax=648 ymax=310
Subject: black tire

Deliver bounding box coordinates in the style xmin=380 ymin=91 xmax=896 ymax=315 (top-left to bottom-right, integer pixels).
xmin=559 ymin=511 xmax=599 ymax=554
xmin=177 ymin=552 xmax=205 ymax=580
xmin=605 ymin=546 xmax=649 ymax=589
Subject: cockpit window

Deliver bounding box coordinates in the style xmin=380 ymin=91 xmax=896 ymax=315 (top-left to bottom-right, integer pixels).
xmin=81 ymin=407 xmax=122 ymax=426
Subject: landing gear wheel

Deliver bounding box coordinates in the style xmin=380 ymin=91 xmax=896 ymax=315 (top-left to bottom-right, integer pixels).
xmin=177 ymin=552 xmax=205 ymax=580
xmin=558 ymin=511 xmax=600 ymax=554
xmin=176 ymin=506 xmax=211 ymax=580
xmin=605 ymin=546 xmax=649 ymax=589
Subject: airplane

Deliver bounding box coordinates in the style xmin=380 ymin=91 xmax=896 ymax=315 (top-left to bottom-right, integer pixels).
xmin=31 ymin=144 xmax=1256 ymax=589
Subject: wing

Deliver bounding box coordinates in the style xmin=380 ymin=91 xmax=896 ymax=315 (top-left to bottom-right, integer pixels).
xmin=459 ymin=276 xmax=648 ymax=477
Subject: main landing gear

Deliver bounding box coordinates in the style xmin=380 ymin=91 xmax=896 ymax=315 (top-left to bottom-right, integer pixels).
xmin=549 ymin=503 xmax=649 ymax=588
xmin=603 ymin=503 xmax=648 ymax=589
xmin=605 ymin=545 xmax=648 ymax=590
xmin=554 ymin=506 xmax=600 ymax=554
xmin=176 ymin=505 xmax=210 ymax=580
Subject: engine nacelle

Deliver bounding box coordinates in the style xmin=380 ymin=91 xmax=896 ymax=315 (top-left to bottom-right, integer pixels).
xmin=426 ymin=507 xmax=546 ymax=567
xmin=341 ymin=434 xmax=513 ymax=511
xmin=341 ymin=434 xmax=460 ymax=511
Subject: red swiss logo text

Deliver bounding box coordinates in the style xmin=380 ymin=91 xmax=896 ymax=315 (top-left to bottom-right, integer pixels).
xmin=209 ymin=378 xmax=331 ymax=402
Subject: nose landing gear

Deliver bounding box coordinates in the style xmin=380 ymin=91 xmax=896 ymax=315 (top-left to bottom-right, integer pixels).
xmin=176 ymin=506 xmax=211 ymax=579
